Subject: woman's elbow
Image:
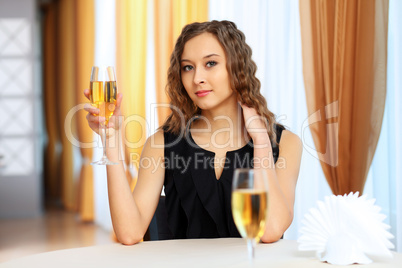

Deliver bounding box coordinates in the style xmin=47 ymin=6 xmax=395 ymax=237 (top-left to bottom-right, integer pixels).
xmin=261 ymin=215 xmax=293 ymax=243
xmin=260 ymin=231 xmax=283 ymax=243
xmin=120 ymin=238 xmax=141 ymax=246
xmin=116 ymin=232 xmax=143 ymax=246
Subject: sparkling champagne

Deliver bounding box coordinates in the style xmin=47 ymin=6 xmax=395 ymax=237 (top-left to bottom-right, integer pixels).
xmin=90 ymin=81 xmax=117 ymax=124
xmin=232 ymin=189 xmax=268 ymax=241
xmin=89 ymin=66 xmax=118 ymax=165
xmin=90 ymin=81 xmax=103 ymax=102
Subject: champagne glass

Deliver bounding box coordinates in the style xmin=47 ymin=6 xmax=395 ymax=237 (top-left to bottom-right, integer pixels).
xmin=231 ymin=168 xmax=269 ymax=261
xmin=89 ymin=66 xmax=118 ymax=165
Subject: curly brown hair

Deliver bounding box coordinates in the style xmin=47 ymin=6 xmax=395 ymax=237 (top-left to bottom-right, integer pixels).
xmin=161 ymin=20 xmax=281 ymax=142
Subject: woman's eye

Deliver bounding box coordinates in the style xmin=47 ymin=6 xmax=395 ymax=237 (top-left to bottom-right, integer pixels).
xmin=182 ymin=65 xmax=193 ymax=72
xmin=206 ymin=61 xmax=217 ymax=68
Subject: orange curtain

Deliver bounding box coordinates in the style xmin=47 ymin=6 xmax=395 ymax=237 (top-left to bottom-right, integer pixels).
xmin=299 ymin=0 xmax=388 ymax=194
xmin=56 ymin=0 xmax=76 ymax=210
xmin=154 ymin=0 xmax=208 ymax=126
xmin=43 ymin=0 xmax=95 ymax=214
xmin=116 ymin=0 xmax=148 ymax=189
xmin=42 ymin=3 xmax=61 ymax=202
xmin=154 ymin=0 xmax=173 ymax=126
xmin=74 ymin=0 xmax=95 ymax=221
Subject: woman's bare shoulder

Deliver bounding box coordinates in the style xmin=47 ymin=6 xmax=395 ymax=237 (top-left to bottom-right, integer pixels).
xmin=142 ymin=130 xmax=165 ymax=157
xmin=279 ymin=129 xmax=303 ymax=154
xmin=149 ymin=130 xmax=165 ymax=144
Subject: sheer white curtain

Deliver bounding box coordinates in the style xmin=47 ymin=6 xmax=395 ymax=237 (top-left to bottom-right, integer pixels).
xmin=93 ymin=0 xmax=116 ymax=231
xmin=209 ymin=0 xmax=332 ymax=240
xmin=93 ymin=0 xmax=158 ymax=231
xmin=365 ymin=0 xmax=402 ymax=252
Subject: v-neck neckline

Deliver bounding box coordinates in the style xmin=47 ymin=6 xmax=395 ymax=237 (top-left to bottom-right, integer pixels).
xmin=188 ymin=131 xmax=252 ymax=155
xmin=188 ymin=131 xmax=253 ymax=181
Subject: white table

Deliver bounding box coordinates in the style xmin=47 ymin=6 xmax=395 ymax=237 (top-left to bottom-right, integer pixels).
xmin=1 ymin=239 xmax=401 ymax=267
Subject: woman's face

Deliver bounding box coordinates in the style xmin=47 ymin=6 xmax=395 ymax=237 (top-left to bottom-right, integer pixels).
xmin=180 ymin=32 xmax=235 ymax=112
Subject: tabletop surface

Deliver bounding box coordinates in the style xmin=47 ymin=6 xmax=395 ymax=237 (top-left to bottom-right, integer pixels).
xmin=1 ymin=238 xmax=401 ymax=268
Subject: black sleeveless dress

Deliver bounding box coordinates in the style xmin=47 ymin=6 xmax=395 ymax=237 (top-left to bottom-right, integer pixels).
xmin=158 ymin=124 xmax=285 ymax=239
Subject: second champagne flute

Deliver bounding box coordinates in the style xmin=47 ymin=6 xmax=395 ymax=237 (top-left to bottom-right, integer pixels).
xmin=231 ymin=168 xmax=269 ymax=261
xmin=90 ymin=66 xmax=118 ymax=165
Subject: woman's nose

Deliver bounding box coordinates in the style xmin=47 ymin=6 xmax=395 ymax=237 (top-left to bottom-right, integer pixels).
xmin=193 ymin=68 xmax=206 ymax=84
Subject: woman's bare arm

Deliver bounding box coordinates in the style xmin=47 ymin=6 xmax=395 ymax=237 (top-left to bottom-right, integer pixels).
xmin=255 ymin=130 xmax=302 ymax=243
xmin=239 ymin=103 xmax=302 ymax=243
xmin=84 ymin=89 xmax=165 ymax=245
xmin=105 ymin=130 xmax=165 ymax=245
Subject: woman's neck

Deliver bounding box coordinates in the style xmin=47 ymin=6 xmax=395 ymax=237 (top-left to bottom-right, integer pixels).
xmin=192 ymin=98 xmax=249 ymax=146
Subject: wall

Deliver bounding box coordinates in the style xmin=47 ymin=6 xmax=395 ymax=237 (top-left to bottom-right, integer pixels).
xmin=0 ymin=0 xmax=43 ymax=218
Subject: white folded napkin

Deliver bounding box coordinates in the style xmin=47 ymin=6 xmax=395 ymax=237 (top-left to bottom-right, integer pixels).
xmin=298 ymin=192 xmax=394 ymax=265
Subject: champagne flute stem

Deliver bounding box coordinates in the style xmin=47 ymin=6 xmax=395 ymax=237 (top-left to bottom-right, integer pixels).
xmin=247 ymin=239 xmax=255 ymax=260
xmin=101 ymin=126 xmax=107 ymax=160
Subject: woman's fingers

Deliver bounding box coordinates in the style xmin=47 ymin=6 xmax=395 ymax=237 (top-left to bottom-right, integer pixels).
xmin=84 ymin=90 xmax=121 ymax=136
xmin=112 ymin=93 xmax=123 ymax=116
xmin=86 ymin=113 xmax=106 ymax=124
xmin=107 ymin=121 xmax=114 ymax=128
xmin=84 ymin=103 xmax=99 ymax=115
xmin=116 ymin=92 xmax=123 ymax=107
xmin=84 ymin=89 xmax=91 ymax=100
xmin=107 ymin=93 xmax=123 ymax=120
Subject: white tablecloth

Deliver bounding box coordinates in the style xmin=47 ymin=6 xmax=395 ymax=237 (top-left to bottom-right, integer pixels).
xmin=1 ymin=238 xmax=401 ymax=268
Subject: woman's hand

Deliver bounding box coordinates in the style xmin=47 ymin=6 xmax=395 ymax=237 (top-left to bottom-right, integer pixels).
xmin=238 ymin=102 xmax=270 ymax=144
xmin=83 ymin=89 xmax=123 ymax=138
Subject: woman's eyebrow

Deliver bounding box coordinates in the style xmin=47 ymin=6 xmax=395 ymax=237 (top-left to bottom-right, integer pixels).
xmin=181 ymin=53 xmax=221 ymax=63
xmin=204 ymin=53 xmax=220 ymax=58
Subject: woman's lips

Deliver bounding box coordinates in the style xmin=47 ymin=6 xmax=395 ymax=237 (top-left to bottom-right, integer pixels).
xmin=195 ymin=90 xmax=212 ymax=97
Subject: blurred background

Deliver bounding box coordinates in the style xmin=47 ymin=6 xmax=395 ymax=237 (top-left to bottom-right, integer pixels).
xmin=0 ymin=0 xmax=401 ymax=262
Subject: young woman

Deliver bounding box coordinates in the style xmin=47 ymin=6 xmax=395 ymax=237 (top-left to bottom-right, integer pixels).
xmin=84 ymin=20 xmax=302 ymax=245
